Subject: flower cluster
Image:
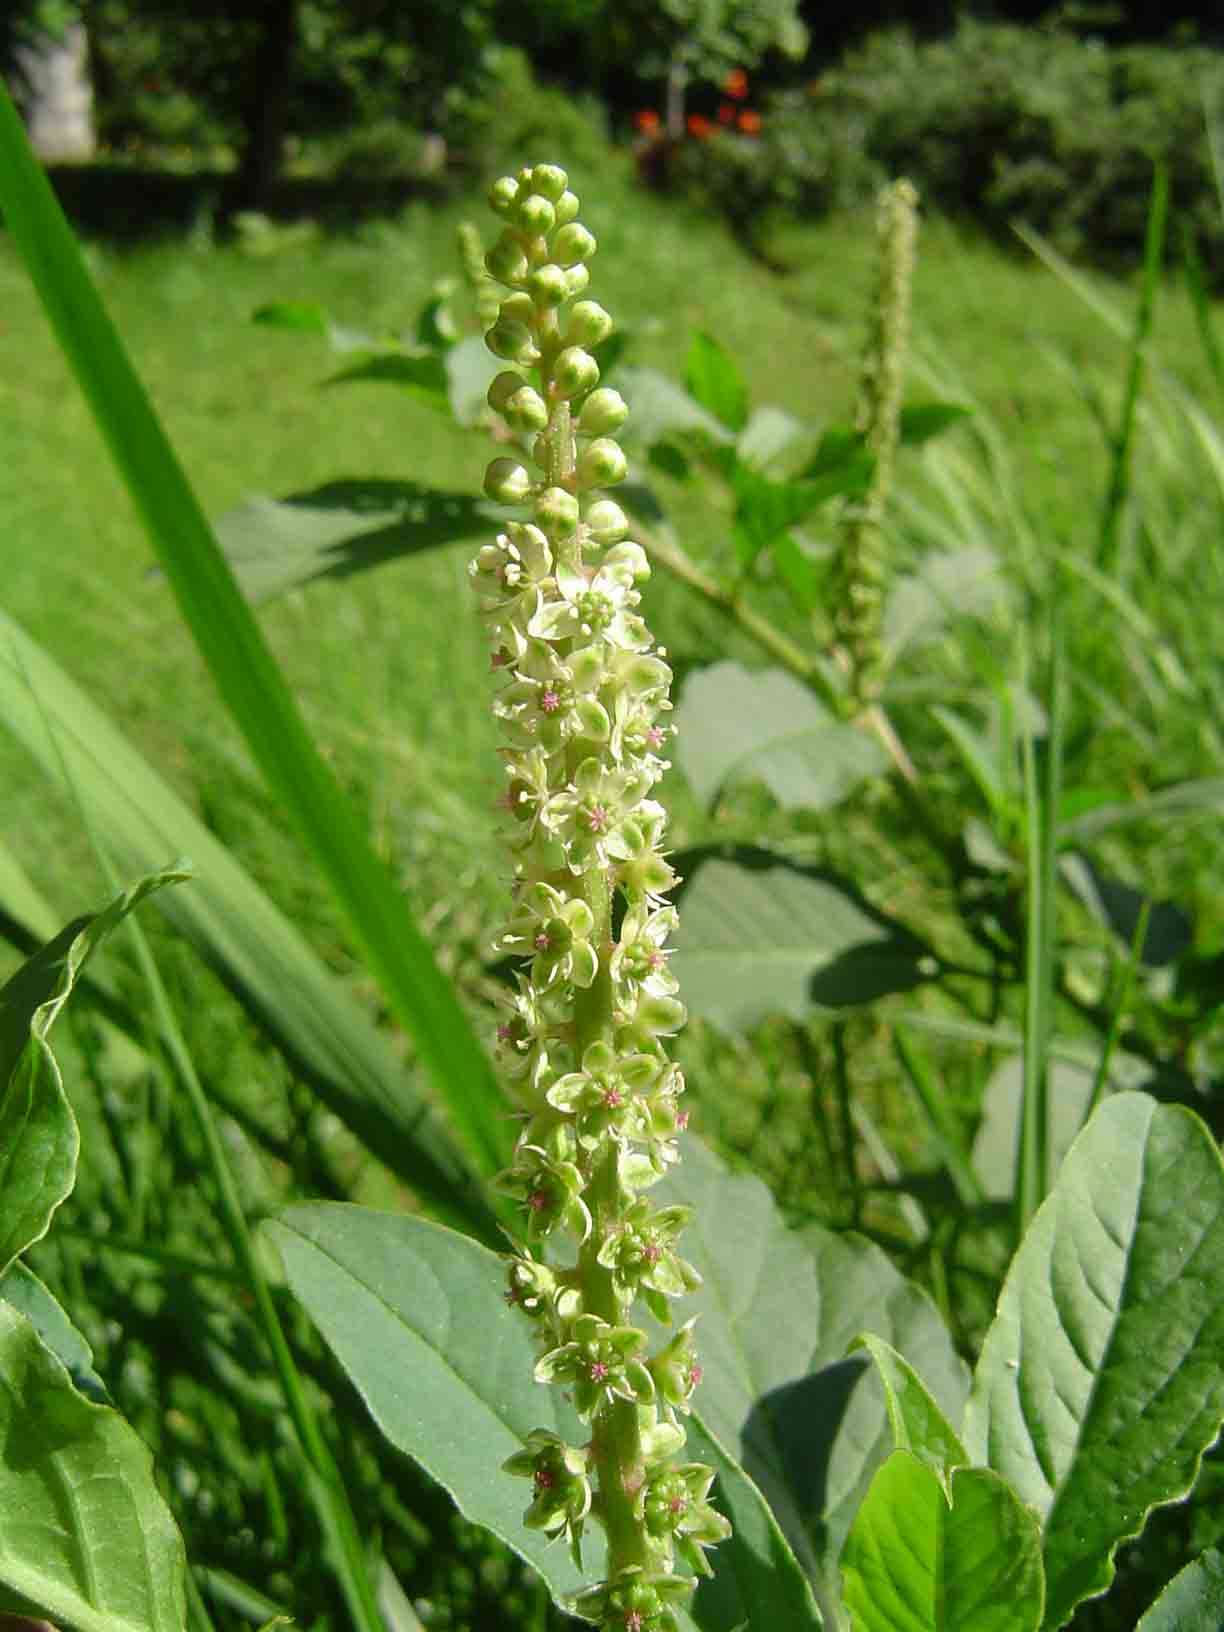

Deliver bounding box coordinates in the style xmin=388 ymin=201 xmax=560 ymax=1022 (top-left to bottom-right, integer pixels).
xmin=472 ymin=162 xmax=729 ymax=1628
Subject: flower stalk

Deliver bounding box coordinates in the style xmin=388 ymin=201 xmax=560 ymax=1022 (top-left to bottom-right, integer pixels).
xmin=471 ymin=162 xmax=728 ymax=1629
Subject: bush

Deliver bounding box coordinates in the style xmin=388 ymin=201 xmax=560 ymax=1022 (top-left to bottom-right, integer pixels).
xmin=670 ymin=19 xmax=1224 ymax=278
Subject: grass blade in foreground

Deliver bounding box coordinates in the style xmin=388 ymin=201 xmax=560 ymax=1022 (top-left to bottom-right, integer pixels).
xmin=0 ymin=1302 xmax=186 ymax=1632
xmin=0 ymin=82 xmax=508 ymax=1182
xmin=841 ymin=1451 xmax=1043 ymax=1632
xmin=0 ymin=610 xmax=498 ymax=1244
xmin=0 ymin=865 xmax=188 ymax=1274
xmin=964 ymin=1092 xmax=1224 ymax=1630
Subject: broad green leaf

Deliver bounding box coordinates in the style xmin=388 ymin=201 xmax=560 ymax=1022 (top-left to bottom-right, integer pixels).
xmin=616 ymin=366 xmax=733 ymax=448
xmin=971 ymin=1049 xmax=1150 ymax=1202
xmin=0 ymin=611 xmax=498 ymax=1246
xmin=735 ymin=406 xmax=807 ymax=475
xmin=0 ymin=1261 xmax=106 ymax=1403
xmin=656 ymin=1137 xmax=969 ymax=1626
xmin=731 ymin=465 xmax=863 ymax=572
xmin=213 ymin=480 xmax=495 ymax=602
xmin=772 ymin=533 xmax=821 ymax=616
xmin=322 ymin=351 xmax=450 ymax=405
xmin=445 ymin=333 xmax=503 ymax=425
xmin=0 ymin=1301 xmax=185 ymax=1632
xmin=686 ymin=331 xmax=749 ymax=433
xmin=883 ymin=547 xmax=1008 ymax=661
xmin=0 ymin=93 xmax=510 ymax=1194
xmin=1059 ymin=853 xmax=1192 ymax=967
xmin=670 ymin=848 xmax=932 ymax=1031
xmin=1135 ymin=1550 xmax=1224 ymax=1631
xmin=964 ymin=1092 xmax=1224 ymax=1630
xmin=686 ymin=1416 xmax=824 ymax=1632
xmin=266 ymin=1201 xmax=803 ymax=1632
xmin=841 ymin=1451 xmax=1043 ymax=1632
xmin=0 ymin=866 xmax=187 ymax=1275
xmin=852 ymin=1335 xmax=967 ymax=1483
xmin=674 ymin=663 xmax=885 ymax=812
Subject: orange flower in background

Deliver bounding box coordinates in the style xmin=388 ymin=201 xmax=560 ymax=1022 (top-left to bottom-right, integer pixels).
xmin=634 ymin=109 xmax=661 ymax=133
xmin=686 ymin=114 xmax=714 ymax=139
xmin=723 ymin=67 xmax=748 ymax=99
xmin=717 ymin=101 xmax=736 ymax=126
xmin=737 ymin=109 xmax=762 ymax=135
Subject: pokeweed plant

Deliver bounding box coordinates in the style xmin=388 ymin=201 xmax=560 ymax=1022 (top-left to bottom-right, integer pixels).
xmin=2 ymin=101 xmax=1224 ymax=1632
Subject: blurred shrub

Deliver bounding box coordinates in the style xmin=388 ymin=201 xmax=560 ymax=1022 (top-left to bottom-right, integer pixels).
xmin=453 ymin=45 xmax=609 ymax=177
xmin=668 ymin=19 xmax=1224 ymax=278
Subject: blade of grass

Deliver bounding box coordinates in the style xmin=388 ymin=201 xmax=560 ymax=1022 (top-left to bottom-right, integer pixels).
xmin=1181 ymin=227 xmax=1224 ymax=400
xmin=893 ymin=1027 xmax=984 ymax=1209
xmin=1097 ymin=163 xmax=1168 ymax=574
xmin=0 ymin=612 xmax=501 ymax=1246
xmin=1014 ymin=622 xmax=1063 ymax=1237
xmin=0 ymin=83 xmax=509 ymax=1184
xmin=1083 ymin=898 xmax=1151 ymax=1128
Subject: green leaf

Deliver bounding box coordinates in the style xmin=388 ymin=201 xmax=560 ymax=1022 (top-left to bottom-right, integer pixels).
xmin=1135 ymin=1550 xmax=1224 ymax=1631
xmin=0 ymin=611 xmax=498 ymax=1246
xmin=0 ymin=1261 xmax=107 ymax=1403
xmin=929 ymin=705 xmax=1009 ymax=822
xmin=899 ymin=403 xmax=973 ymax=445
xmin=617 ymin=365 xmax=734 ymax=448
xmin=674 ymin=663 xmax=886 ymax=812
xmin=0 ymin=90 xmax=510 ymax=1195
xmin=841 ymin=1451 xmax=1043 ymax=1632
xmin=213 ymin=480 xmax=496 ymax=603
xmin=964 ymin=1092 xmax=1224 ymax=1630
xmin=670 ymin=847 xmax=932 ymax=1031
xmin=266 ymin=1201 xmax=799 ymax=1632
xmin=772 ymin=533 xmax=820 ymax=616
xmin=322 ymin=351 xmax=450 ymax=405
xmin=1056 ymin=778 xmax=1224 ymax=841
xmin=852 ymin=1335 xmax=967 ymax=1483
xmin=731 ymin=466 xmax=860 ymax=572
xmin=735 ymin=406 xmax=807 ymax=476
xmin=0 ymin=866 xmax=188 ymax=1275
xmin=656 ymin=1137 xmax=968 ymax=1624
xmin=686 ymin=332 xmax=749 ymax=433
xmin=686 ymin=1416 xmax=824 ymax=1632
xmin=445 ymin=334 xmax=504 ymax=426
xmin=0 ymin=1301 xmax=186 ymax=1632
xmin=252 ymin=300 xmax=332 ymax=334
xmin=883 ymin=547 xmax=1008 ymax=662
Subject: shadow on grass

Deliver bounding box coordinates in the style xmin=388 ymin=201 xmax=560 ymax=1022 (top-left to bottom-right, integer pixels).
xmin=18 ymin=161 xmax=448 ymax=244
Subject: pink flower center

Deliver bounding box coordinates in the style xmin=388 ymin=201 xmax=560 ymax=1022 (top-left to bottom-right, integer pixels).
xmin=603 ymin=1087 xmax=624 ymax=1108
xmin=491 ymin=648 xmax=511 ymax=669
xmin=646 ymin=725 xmax=664 ymax=747
xmin=688 ymin=1363 xmax=703 ymax=1388
xmin=540 ymin=689 xmax=561 ymax=713
xmin=642 ymin=1243 xmax=661 ymax=1263
xmin=496 ymin=1023 xmax=513 ymax=1043
xmin=534 ymin=932 xmax=551 ymax=951
xmin=589 ymin=1360 xmax=610 ymax=1382
xmin=625 ymin=1615 xmax=643 ymax=1632
xmin=533 ymin=1468 xmax=555 ymax=1491
xmin=669 ymin=1495 xmax=687 ymax=1514
xmin=676 ymin=1109 xmax=690 ymax=1130
xmin=527 ymin=1190 xmax=550 ymax=1213
xmin=584 ymin=803 xmax=609 ymax=833
xmin=647 ymin=949 xmax=665 ymax=970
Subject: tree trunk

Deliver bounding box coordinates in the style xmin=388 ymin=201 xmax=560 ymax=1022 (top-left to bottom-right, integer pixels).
xmin=228 ymin=0 xmax=297 ymax=213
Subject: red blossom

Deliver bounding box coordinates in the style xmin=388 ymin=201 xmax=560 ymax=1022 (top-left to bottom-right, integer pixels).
xmin=724 ymin=67 xmax=748 ymax=99
xmin=634 ymin=109 xmax=661 ymax=133
xmin=686 ymin=114 xmax=714 ymax=140
xmin=737 ymin=109 xmax=762 ymax=135
xmin=717 ymin=101 xmax=736 ymax=125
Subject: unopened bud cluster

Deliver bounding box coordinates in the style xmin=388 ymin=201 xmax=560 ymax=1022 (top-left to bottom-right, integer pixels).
xmin=471 ymin=163 xmax=729 ymax=1629
xmin=834 ymin=177 xmax=919 ymax=710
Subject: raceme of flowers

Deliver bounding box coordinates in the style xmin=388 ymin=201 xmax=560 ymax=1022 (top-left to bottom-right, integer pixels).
xmin=471 ymin=162 xmax=729 ymax=1630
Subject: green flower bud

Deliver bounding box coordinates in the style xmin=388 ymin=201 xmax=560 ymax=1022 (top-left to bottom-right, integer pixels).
xmin=565 ymin=300 xmax=614 ymax=348
xmin=585 ymin=498 xmax=629 ymax=545
xmin=484 ymin=458 xmax=533 ymax=504
xmin=578 ymin=437 xmax=628 ymax=488
xmin=565 ymin=264 xmax=590 ymax=298
xmin=535 ymin=485 xmax=580 ymax=539
xmin=486 ymin=319 xmax=539 ymax=366
xmin=554 ymin=189 xmax=580 ymax=226
xmin=488 ymin=175 xmax=519 ymax=215
xmin=516 ymin=192 xmax=556 ymax=236
xmin=488 ymin=373 xmax=550 ymax=433
xmin=528 ymin=263 xmax=569 ymax=308
xmin=500 ymin=291 xmax=535 ymax=325
xmin=579 ymin=388 xmax=629 ymax=436
xmin=553 ymin=222 xmax=597 ymax=267
xmin=531 ymin=162 xmax=569 ymax=201
xmin=485 ymin=232 xmax=530 ymax=286
xmin=553 ymin=346 xmax=601 ymax=400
